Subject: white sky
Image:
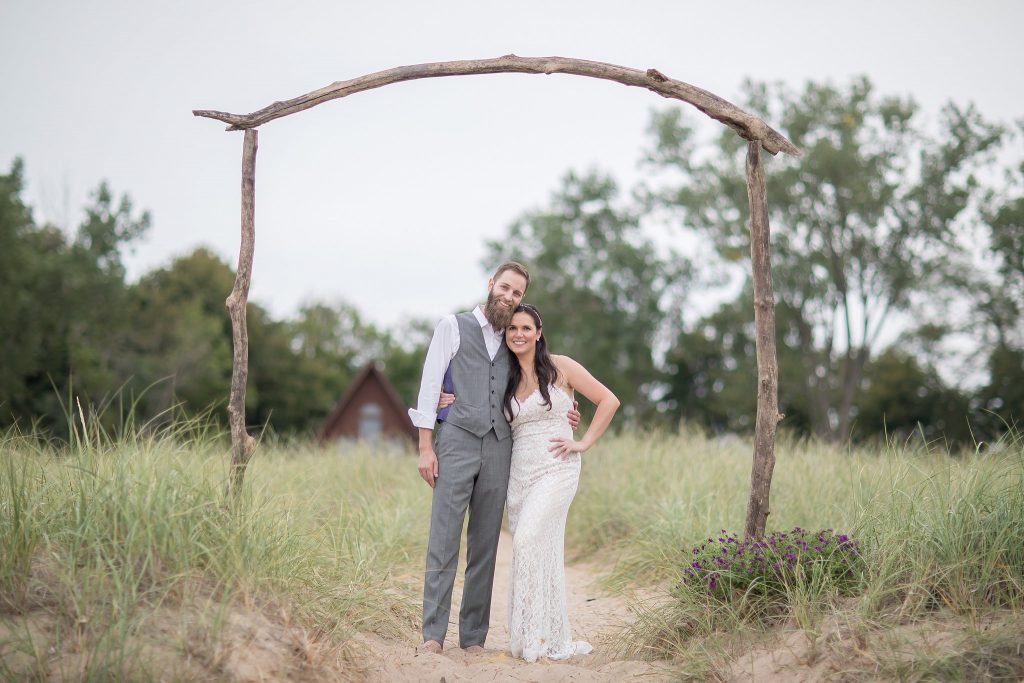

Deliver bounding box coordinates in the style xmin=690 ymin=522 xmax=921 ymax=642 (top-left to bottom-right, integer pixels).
xmin=2 ymin=0 xmax=1022 ymax=329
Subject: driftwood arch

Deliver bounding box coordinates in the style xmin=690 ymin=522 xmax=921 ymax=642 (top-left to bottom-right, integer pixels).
xmin=194 ymin=55 xmax=800 ymax=539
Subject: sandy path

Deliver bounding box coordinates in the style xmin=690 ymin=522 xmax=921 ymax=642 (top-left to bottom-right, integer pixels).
xmin=353 ymin=530 xmax=674 ymax=681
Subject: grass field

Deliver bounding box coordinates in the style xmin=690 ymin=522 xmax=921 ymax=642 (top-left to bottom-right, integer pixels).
xmin=570 ymin=428 xmax=1024 ymax=680
xmin=2 ymin=421 xmax=1022 ymax=681
xmin=0 ymin=422 xmax=429 ymax=681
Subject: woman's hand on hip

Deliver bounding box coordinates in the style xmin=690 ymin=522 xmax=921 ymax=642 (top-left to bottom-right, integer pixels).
xmin=548 ymin=437 xmax=585 ymax=460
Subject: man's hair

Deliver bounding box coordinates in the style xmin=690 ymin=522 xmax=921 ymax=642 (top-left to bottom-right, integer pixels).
xmin=491 ymin=261 xmax=530 ymax=292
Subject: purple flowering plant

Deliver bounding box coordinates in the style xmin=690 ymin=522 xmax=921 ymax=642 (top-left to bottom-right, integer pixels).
xmin=680 ymin=527 xmax=863 ymax=598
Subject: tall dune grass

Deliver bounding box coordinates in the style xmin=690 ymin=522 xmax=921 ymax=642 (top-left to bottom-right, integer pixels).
xmin=0 ymin=421 xmax=429 ymax=681
xmin=567 ymin=427 xmax=1024 ymax=676
xmin=3 ymin=415 xmax=1022 ymax=679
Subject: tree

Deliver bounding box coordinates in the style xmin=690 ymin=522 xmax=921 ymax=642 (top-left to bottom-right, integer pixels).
xmin=126 ymin=248 xmax=235 ymax=421
xmin=972 ymin=131 xmax=1024 ymax=435
xmin=127 ymin=250 xmax=429 ymax=436
xmin=484 ymin=170 xmax=690 ymax=420
xmin=374 ymin=318 xmax=434 ymax=409
xmin=0 ymin=159 xmax=427 ymax=438
xmin=62 ymin=182 xmax=150 ymax=422
xmin=663 ymin=287 xmax=815 ymax=436
xmin=252 ymin=301 xmax=429 ymax=435
xmin=976 ymin=345 xmax=1024 ymax=437
xmin=982 ymin=129 xmax=1024 ymax=344
xmin=856 ymin=348 xmax=973 ymax=446
xmin=0 ymin=158 xmax=60 ymax=428
xmin=646 ymin=77 xmax=1003 ymax=440
xmin=0 ymin=161 xmax=150 ymax=434
xmin=256 ymin=301 xmax=373 ymax=434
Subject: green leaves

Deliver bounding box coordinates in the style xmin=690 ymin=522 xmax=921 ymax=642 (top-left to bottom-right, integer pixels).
xmin=0 ymin=161 xmax=429 ymax=438
xmin=647 ymin=76 xmax=1007 ymax=441
xmin=485 ymin=169 xmax=691 ymax=421
xmin=74 ymin=181 xmax=150 ymax=278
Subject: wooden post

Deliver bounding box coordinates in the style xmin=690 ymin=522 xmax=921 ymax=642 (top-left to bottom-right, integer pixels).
xmin=226 ymin=129 xmax=258 ymax=498
xmin=743 ymin=141 xmax=782 ymax=540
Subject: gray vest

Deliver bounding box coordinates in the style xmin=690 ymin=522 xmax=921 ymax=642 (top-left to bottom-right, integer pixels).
xmin=442 ymin=311 xmax=512 ymax=441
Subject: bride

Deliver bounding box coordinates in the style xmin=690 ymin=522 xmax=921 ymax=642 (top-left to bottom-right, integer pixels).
xmin=501 ymin=303 xmax=619 ymax=661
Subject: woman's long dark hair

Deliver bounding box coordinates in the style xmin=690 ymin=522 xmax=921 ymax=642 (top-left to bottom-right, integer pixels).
xmin=504 ymin=304 xmax=560 ymax=421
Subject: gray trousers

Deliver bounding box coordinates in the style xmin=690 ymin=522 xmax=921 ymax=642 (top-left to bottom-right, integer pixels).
xmin=422 ymin=423 xmax=512 ymax=647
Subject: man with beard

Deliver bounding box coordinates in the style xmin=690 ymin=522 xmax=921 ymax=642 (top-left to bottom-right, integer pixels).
xmin=409 ymin=262 xmax=577 ymax=655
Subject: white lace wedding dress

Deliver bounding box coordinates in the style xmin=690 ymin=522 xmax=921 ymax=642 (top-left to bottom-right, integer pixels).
xmin=506 ymin=384 xmax=593 ymax=662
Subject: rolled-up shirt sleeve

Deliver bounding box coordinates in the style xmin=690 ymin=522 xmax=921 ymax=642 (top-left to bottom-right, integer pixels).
xmin=408 ymin=315 xmax=459 ymax=429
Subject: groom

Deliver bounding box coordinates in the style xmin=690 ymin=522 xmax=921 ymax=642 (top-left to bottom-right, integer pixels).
xmin=409 ymin=262 xmax=576 ymax=654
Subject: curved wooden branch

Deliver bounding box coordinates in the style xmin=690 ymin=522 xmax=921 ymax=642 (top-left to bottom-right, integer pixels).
xmin=193 ymin=54 xmax=800 ymax=157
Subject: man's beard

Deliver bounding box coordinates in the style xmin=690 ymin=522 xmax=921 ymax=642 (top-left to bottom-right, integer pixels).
xmin=484 ymin=290 xmax=514 ymax=329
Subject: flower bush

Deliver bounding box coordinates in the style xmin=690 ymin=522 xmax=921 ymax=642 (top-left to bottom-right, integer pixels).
xmin=681 ymin=527 xmax=864 ymax=597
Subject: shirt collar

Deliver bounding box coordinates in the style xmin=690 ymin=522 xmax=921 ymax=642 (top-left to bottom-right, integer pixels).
xmin=473 ymin=306 xmax=502 ymax=334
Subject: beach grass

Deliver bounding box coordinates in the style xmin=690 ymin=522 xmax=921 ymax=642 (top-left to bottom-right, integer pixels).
xmin=567 ymin=426 xmax=1024 ymax=678
xmin=0 ymin=419 xmax=429 ymax=681
xmin=2 ymin=416 xmax=1022 ymax=680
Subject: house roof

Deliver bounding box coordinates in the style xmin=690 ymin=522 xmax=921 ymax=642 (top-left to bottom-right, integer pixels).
xmin=316 ymin=361 xmax=414 ymax=442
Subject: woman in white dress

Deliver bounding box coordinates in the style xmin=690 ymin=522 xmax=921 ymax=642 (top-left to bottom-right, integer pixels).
xmin=501 ymin=303 xmax=620 ymax=662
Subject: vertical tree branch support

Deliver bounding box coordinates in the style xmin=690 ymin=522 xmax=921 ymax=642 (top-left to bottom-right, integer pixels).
xmin=744 ymin=141 xmax=782 ymax=540
xmin=226 ymin=129 xmax=258 ymax=499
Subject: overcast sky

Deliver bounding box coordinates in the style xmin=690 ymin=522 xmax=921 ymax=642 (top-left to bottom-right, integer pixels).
xmin=3 ymin=1 xmax=1022 ymax=329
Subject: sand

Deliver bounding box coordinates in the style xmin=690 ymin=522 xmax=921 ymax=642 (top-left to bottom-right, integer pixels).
xmin=352 ymin=530 xmax=674 ymax=682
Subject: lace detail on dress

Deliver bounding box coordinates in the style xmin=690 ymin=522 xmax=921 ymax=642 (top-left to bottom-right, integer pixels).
xmin=506 ymin=385 xmax=592 ymax=662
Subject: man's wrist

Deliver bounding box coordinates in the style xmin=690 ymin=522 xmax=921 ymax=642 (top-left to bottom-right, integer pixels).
xmin=418 ymin=428 xmax=435 ymax=455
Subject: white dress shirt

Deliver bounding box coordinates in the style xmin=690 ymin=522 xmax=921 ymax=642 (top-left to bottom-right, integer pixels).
xmin=408 ymin=306 xmax=505 ymax=429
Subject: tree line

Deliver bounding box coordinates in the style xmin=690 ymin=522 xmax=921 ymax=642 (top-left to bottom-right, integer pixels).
xmin=0 ymin=164 xmax=430 ymax=438
xmin=2 ymin=76 xmax=1021 ymax=445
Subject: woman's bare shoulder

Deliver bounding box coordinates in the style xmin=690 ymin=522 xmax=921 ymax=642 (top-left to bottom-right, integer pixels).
xmin=552 ymin=354 xmax=582 ymax=370
xmin=551 ymin=355 xmax=579 ymax=392
xmin=551 ymin=354 xmax=570 ymax=371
